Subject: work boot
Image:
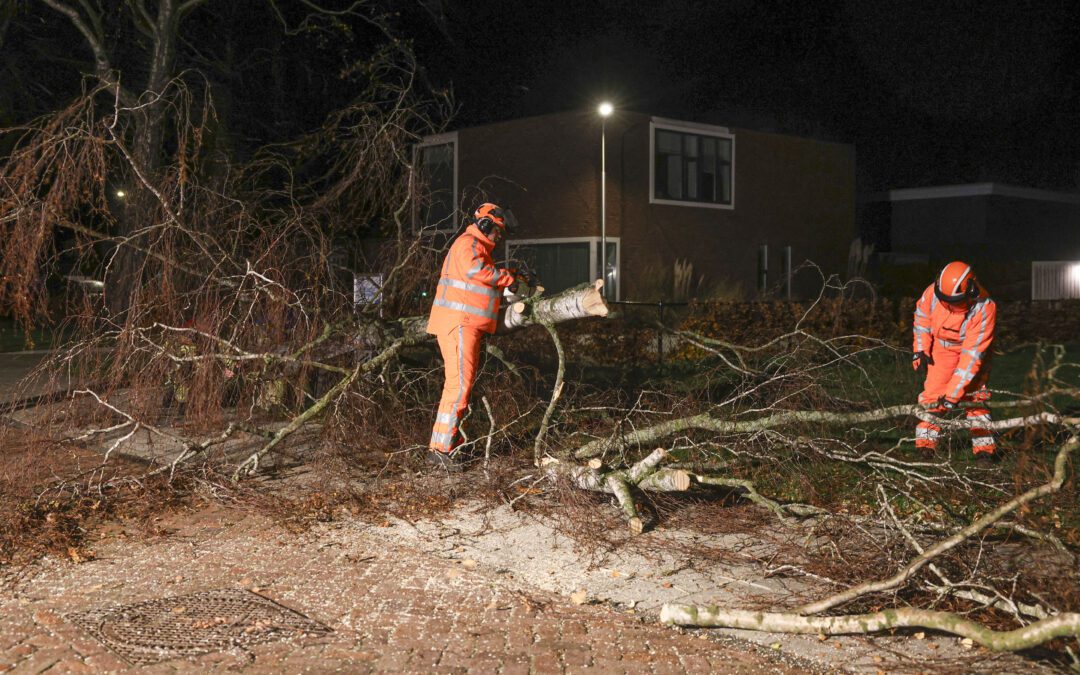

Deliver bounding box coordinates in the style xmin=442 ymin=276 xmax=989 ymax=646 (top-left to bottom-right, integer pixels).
xmin=973 ymin=451 xmax=999 ymax=465
xmin=425 ymin=450 xmax=464 ymax=474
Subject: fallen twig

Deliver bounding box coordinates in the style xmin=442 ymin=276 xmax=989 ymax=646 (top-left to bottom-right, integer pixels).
xmin=659 ymin=605 xmax=1080 ymax=652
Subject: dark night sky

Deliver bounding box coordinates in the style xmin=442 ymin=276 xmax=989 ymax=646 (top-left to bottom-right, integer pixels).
xmin=3 ymin=0 xmax=1079 ymax=194
xmin=413 ymin=0 xmax=1080 ymax=193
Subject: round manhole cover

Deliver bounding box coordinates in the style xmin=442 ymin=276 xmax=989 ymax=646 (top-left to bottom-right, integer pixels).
xmin=67 ymin=588 xmax=331 ymax=665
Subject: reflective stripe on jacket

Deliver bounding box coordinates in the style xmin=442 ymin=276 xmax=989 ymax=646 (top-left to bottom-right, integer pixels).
xmin=912 ymin=282 xmax=996 ymax=402
xmin=426 ymin=224 xmax=515 ymax=334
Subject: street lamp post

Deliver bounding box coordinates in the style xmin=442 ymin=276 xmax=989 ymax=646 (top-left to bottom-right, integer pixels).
xmin=598 ymin=102 xmax=613 ymax=298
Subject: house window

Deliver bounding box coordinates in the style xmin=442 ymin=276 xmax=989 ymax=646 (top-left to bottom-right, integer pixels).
xmin=651 ymin=120 xmax=733 ymax=209
xmin=505 ymin=238 xmax=620 ymax=300
xmin=416 ymin=133 xmax=457 ymax=230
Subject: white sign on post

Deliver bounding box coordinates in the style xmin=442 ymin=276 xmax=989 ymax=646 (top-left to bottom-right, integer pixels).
xmin=353 ymin=273 xmax=384 ymax=308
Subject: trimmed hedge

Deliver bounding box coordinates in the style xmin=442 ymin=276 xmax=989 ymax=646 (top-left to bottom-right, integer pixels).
xmin=676 ymin=298 xmax=1080 ymax=354
xmin=488 ymin=298 xmax=1080 ymax=368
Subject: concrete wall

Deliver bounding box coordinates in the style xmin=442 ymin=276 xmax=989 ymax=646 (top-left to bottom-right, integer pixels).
xmin=891 ymin=194 xmax=1080 ymax=261
xmin=985 ymin=196 xmax=1080 ymax=260
xmin=891 ymin=197 xmax=988 ymax=254
xmin=885 ymin=191 xmax=1080 ymax=300
xmin=453 ymin=111 xmax=856 ymax=300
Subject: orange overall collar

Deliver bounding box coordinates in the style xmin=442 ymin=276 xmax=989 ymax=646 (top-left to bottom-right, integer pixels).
xmin=465 ymin=223 xmax=497 ymax=248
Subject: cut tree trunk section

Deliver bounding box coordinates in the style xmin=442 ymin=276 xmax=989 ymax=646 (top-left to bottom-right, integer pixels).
xmin=545 ymin=447 xmax=810 ymax=534
xmin=503 ymin=279 xmax=608 ymax=331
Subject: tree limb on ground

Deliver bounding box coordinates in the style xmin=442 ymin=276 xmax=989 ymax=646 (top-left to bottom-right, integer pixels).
xmin=534 ymin=320 xmax=566 ymax=466
xmin=67 ymin=282 xmax=611 ymax=480
xmin=659 ymin=606 xmax=1080 ymax=652
xmin=574 ymin=404 xmax=1079 ymax=460
xmin=658 ymin=434 xmax=1079 ymax=651
xmin=544 ymin=447 xmax=820 ymax=534
xmin=798 ymin=434 xmax=1077 ymax=615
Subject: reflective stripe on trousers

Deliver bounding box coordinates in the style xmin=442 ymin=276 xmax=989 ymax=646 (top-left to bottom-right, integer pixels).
xmin=429 ymin=325 xmax=484 ymax=453
xmin=967 ymin=407 xmax=996 ymax=454
xmin=914 ymin=408 xmax=996 ymax=454
xmin=916 ymin=418 xmax=941 ymax=449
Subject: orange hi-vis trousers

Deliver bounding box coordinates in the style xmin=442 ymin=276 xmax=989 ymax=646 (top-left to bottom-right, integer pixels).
xmin=916 ymin=347 xmax=994 ymax=455
xmin=429 ymin=325 xmax=484 ymax=454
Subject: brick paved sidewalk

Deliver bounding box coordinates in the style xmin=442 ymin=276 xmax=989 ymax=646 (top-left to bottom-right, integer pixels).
xmin=0 ymin=508 xmax=794 ymax=673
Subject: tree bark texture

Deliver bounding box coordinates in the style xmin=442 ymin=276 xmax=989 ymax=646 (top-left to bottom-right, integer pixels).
xmin=503 ymin=280 xmax=608 ymax=330
xmin=544 ymin=446 xmax=796 ymax=534
xmin=574 ymin=405 xmax=1079 ymax=460
xmin=659 ymin=605 xmax=1080 ymax=652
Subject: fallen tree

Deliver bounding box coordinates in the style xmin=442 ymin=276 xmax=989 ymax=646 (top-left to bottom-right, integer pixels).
xmin=231 ymin=281 xmax=610 ymax=478
xmin=33 ymin=280 xmax=612 ymax=481
xmin=658 ymin=426 xmax=1079 ymax=651
xmin=512 ymin=280 xmax=1080 ymax=657
xmin=573 ymin=398 xmax=1076 ymax=461
xmin=2 ymin=10 xmax=1077 ymax=665
xmin=0 ymin=12 xmax=614 ymax=484
xmin=543 ymin=447 xmax=822 ymax=533
xmin=660 ymin=605 xmax=1080 ymax=652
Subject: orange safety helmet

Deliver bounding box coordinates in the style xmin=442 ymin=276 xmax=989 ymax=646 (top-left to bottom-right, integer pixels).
xmin=474 ymin=203 xmax=518 ymax=236
xmin=934 ymin=261 xmax=979 ymax=304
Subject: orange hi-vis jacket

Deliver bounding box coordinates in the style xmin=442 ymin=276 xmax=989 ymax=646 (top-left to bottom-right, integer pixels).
xmin=912 ymin=282 xmax=996 ymax=404
xmin=427 ymin=224 xmax=516 ymax=335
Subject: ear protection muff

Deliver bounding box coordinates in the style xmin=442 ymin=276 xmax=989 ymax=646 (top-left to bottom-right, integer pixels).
xmin=934 ymin=273 xmax=979 ymax=303
xmin=476 ymin=212 xmax=500 ymax=236
xmin=474 ymin=203 xmax=510 ymax=236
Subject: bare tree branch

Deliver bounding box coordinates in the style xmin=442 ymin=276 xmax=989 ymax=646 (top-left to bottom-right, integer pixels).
xmin=124 ymin=0 xmax=158 ymax=38
xmin=177 ymin=0 xmax=212 ymax=17
xmin=39 ymin=0 xmax=112 ymax=77
xmin=660 ymin=606 xmax=1080 ymax=652
xmin=798 ymin=435 xmax=1078 ymax=615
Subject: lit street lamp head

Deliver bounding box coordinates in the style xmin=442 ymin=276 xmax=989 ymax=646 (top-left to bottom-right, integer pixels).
xmin=598 ymin=102 xmax=613 ymax=117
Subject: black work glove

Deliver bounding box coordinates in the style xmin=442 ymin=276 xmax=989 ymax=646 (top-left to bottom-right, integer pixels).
xmin=912 ymin=351 xmax=933 ymax=376
xmin=511 ymin=270 xmax=535 ymax=291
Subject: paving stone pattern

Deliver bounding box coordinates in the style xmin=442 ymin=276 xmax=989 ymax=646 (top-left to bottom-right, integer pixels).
xmin=0 ymin=510 xmax=792 ymax=673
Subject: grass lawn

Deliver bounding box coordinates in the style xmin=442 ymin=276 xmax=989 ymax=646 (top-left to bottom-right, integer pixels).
xmin=610 ymin=341 xmax=1080 ymax=534
xmin=835 ymin=342 xmax=1080 ymax=407
xmin=777 ymin=343 xmax=1080 ymax=529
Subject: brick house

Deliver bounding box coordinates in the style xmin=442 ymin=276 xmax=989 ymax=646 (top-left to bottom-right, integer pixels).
xmin=416 ymin=110 xmax=855 ymax=300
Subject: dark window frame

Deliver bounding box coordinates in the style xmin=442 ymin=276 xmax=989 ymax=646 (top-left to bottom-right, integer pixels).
xmin=414 ymin=132 xmax=458 ymax=232
xmin=650 ymin=120 xmax=734 ymax=209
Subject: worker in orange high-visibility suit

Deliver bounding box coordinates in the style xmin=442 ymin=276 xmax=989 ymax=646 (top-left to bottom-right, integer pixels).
xmin=426 ymin=203 xmax=521 ymax=470
xmin=912 ymin=261 xmax=997 ymax=461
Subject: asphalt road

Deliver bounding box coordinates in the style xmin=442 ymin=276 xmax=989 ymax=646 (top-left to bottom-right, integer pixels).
xmin=0 ymin=352 xmax=53 ymax=405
